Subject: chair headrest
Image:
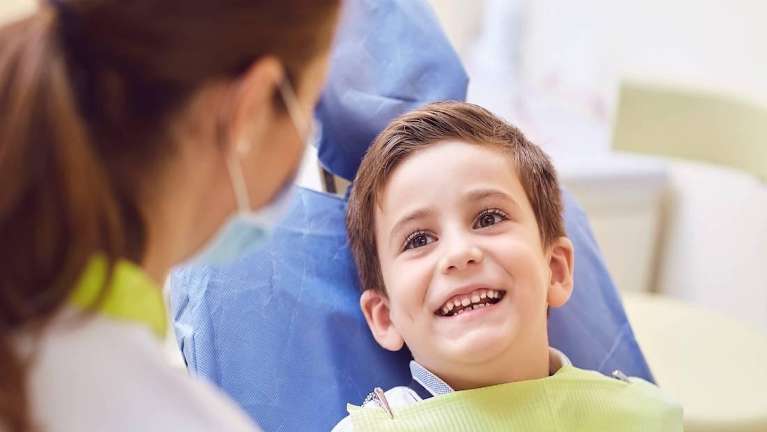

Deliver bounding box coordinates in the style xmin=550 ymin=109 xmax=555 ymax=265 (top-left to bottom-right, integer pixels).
xmin=314 ymin=0 xmax=469 ymax=180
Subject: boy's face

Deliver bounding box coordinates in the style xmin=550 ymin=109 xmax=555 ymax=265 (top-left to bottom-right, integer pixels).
xmin=362 ymin=140 xmax=573 ymax=384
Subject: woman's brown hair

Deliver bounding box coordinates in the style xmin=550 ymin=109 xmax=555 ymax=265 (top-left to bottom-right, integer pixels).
xmin=0 ymin=1 xmax=339 ymax=430
xmin=346 ymin=101 xmax=565 ymax=295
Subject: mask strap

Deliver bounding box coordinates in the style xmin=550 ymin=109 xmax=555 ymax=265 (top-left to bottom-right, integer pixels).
xmin=278 ymin=78 xmax=311 ymax=141
xmin=227 ymin=152 xmax=251 ymax=213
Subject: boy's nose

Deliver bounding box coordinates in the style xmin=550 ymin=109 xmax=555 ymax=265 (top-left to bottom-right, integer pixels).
xmin=439 ymin=243 xmax=484 ymax=274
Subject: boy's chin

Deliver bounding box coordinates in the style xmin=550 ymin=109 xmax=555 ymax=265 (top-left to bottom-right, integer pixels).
xmin=441 ymin=329 xmax=518 ymax=365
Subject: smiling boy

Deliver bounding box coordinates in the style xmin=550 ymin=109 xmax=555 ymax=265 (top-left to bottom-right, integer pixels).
xmin=333 ymin=102 xmax=681 ymax=431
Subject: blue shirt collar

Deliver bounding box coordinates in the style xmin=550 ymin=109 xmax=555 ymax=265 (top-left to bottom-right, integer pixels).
xmin=409 ymin=360 xmax=454 ymax=397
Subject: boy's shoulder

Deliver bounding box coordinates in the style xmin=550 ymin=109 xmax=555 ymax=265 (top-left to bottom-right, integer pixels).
xmin=555 ymin=365 xmax=677 ymax=405
xmin=548 ymin=365 xmax=683 ymax=429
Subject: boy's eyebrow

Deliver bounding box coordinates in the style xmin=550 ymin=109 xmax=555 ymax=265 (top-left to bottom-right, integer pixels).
xmin=389 ymin=208 xmax=434 ymax=248
xmin=464 ymin=188 xmax=521 ymax=209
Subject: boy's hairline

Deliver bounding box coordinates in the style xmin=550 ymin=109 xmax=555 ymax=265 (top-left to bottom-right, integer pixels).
xmin=369 ymin=136 xmax=517 ymax=208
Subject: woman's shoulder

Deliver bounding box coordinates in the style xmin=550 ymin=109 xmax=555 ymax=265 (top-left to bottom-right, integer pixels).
xmin=26 ymin=311 xmax=260 ymax=432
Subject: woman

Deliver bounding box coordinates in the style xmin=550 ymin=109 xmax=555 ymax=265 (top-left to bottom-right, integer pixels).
xmin=0 ymin=0 xmax=339 ymax=430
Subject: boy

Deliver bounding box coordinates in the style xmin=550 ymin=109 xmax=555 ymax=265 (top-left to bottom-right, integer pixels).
xmin=333 ymin=102 xmax=681 ymax=431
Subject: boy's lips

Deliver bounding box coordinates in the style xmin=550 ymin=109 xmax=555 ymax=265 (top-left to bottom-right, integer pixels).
xmin=434 ymin=286 xmax=507 ymax=317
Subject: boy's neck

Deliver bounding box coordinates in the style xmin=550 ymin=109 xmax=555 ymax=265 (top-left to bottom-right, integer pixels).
xmin=419 ymin=337 xmax=552 ymax=391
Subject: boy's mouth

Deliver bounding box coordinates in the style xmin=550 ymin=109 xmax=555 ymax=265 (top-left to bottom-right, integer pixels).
xmin=435 ymin=288 xmax=506 ymax=317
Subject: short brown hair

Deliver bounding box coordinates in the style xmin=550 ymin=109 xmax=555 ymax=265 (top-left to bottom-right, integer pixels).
xmin=346 ymin=101 xmax=565 ymax=293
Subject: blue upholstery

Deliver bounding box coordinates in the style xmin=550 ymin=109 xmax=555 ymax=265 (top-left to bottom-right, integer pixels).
xmin=315 ymin=0 xmax=468 ymax=180
xmin=170 ymin=188 xmax=411 ymax=431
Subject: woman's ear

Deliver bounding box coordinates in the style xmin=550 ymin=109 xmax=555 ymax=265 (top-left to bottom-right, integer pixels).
xmin=360 ymin=289 xmax=405 ymax=351
xmin=547 ymin=237 xmax=575 ymax=308
xmin=226 ymin=56 xmax=284 ymax=157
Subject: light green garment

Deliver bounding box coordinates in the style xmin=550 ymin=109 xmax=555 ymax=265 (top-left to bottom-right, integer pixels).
xmin=69 ymin=254 xmax=167 ymax=339
xmin=348 ymin=365 xmax=682 ymax=432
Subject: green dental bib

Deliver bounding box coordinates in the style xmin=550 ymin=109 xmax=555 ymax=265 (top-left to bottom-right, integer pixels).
xmin=348 ymin=366 xmax=682 ymax=432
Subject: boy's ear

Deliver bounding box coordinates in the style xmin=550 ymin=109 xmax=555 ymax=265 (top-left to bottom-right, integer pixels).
xmin=360 ymin=289 xmax=405 ymax=351
xmin=547 ymin=236 xmax=575 ymax=308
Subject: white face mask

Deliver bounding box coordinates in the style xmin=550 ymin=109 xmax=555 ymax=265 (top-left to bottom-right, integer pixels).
xmin=188 ymin=79 xmax=311 ymax=266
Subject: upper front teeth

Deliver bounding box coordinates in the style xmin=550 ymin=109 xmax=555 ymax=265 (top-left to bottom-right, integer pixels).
xmin=440 ymin=289 xmax=503 ymax=315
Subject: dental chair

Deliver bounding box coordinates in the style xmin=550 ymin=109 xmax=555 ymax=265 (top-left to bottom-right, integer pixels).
xmin=168 ymin=1 xmax=654 ymax=430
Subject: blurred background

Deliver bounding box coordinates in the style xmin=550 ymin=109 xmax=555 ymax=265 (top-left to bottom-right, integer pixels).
xmin=2 ymin=1 xmax=765 ymax=430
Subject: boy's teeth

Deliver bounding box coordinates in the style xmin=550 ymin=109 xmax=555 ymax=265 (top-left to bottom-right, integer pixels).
xmin=438 ymin=289 xmax=505 ymax=316
xmin=442 ymin=303 xmax=455 ymax=315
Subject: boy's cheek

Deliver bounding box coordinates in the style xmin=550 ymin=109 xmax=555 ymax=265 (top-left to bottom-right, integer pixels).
xmin=387 ymin=266 xmax=424 ymax=295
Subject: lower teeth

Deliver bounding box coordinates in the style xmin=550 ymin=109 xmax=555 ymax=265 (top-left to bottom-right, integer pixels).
xmin=454 ymin=302 xmax=488 ymax=315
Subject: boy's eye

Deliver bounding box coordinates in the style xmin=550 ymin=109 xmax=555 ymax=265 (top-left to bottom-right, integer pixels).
xmin=473 ymin=209 xmax=508 ymax=229
xmin=403 ymin=231 xmax=436 ymax=251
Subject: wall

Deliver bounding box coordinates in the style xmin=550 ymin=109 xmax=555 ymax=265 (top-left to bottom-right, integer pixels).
xmin=428 ymin=0 xmax=767 ymax=108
